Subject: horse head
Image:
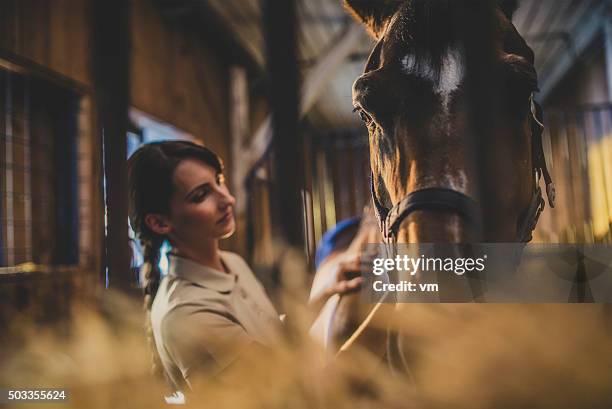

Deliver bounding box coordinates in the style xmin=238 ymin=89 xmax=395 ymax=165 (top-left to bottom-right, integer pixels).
xmin=346 ymin=0 xmax=554 ymax=244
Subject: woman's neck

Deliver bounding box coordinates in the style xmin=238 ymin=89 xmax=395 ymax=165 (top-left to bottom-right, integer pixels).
xmin=173 ymin=240 xmax=226 ymax=273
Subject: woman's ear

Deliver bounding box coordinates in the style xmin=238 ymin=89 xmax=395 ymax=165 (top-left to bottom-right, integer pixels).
xmin=144 ymin=214 xmax=172 ymax=236
xmin=343 ymin=0 xmax=403 ymax=39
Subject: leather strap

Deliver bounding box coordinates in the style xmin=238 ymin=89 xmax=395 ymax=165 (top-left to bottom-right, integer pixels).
xmin=517 ymin=186 xmax=545 ymax=242
xmin=380 ymin=186 xmax=481 ymax=241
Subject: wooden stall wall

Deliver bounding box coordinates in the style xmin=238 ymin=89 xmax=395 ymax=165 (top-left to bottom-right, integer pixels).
xmin=130 ymin=0 xmax=231 ymax=166
xmin=0 ymin=0 xmax=100 ymax=330
xmin=537 ymin=42 xmax=611 ymax=242
xmin=0 ymin=0 xmax=91 ymax=87
xmin=307 ymin=130 xmax=370 ymax=247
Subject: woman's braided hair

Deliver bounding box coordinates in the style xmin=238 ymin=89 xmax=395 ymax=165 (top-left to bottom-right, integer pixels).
xmin=127 ymin=141 xmax=223 ymax=376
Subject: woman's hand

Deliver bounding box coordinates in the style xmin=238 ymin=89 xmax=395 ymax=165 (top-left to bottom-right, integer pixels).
xmin=309 ymin=251 xmax=365 ymax=316
xmin=321 ymin=252 xmax=364 ymax=298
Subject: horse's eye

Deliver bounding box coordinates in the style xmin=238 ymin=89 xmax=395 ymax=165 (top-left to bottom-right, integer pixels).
xmin=353 ymin=106 xmax=373 ymax=127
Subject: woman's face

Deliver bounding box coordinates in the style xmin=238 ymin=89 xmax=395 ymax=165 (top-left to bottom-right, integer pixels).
xmin=165 ymin=158 xmax=236 ymax=245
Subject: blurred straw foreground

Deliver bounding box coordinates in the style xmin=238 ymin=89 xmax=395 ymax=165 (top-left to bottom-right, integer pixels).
xmin=1 ymin=252 xmax=612 ymax=409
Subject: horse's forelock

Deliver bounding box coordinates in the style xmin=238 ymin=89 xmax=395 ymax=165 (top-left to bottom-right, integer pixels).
xmin=349 ymin=1 xmax=521 ymax=55
xmin=389 ymin=1 xmax=490 ymax=79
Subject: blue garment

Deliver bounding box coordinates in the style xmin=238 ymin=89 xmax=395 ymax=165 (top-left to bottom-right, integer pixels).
xmin=314 ymin=217 xmax=361 ymax=269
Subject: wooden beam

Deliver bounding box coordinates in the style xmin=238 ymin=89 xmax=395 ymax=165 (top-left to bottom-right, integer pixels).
xmin=539 ymin=1 xmax=607 ymax=102
xmin=262 ymin=0 xmax=303 ymax=247
xmin=301 ymin=24 xmax=363 ymax=115
xmin=92 ymin=0 xmax=131 ymax=290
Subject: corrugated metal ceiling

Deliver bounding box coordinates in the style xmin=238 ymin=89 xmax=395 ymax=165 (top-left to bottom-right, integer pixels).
xmin=204 ymin=0 xmax=605 ymax=129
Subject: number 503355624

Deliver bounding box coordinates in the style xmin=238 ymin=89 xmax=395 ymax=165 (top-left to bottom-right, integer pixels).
xmin=3 ymin=389 xmax=68 ymax=402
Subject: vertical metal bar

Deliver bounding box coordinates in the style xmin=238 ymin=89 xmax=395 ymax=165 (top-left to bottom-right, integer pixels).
xmin=262 ymin=0 xmax=305 ymax=249
xmin=301 ymin=189 xmax=314 ymax=263
xmin=576 ymin=110 xmax=590 ymax=236
xmin=0 ymin=70 xmax=5 ymax=266
xmin=574 ymin=108 xmax=592 ymax=239
xmin=23 ymin=77 xmax=31 ymax=262
xmin=301 ymin=132 xmax=315 ymax=262
xmin=605 ymin=17 xmax=612 ymax=102
xmin=561 ymin=111 xmax=579 ymax=238
xmin=596 ymin=107 xmax=612 ymax=234
xmin=5 ymin=72 xmax=14 ymax=266
xmin=92 ymin=0 xmax=131 ymax=289
xmin=593 ymin=109 xmax=610 ymax=213
xmin=323 ymin=146 xmax=336 ymax=229
xmin=311 ymin=138 xmax=323 ymax=245
xmin=316 ymin=148 xmax=328 ymax=236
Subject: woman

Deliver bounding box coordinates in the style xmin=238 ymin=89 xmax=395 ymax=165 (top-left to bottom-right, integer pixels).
xmin=128 ymin=141 xmax=283 ymax=390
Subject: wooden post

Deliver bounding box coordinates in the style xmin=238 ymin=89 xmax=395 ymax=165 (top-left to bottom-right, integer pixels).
xmin=262 ymin=0 xmax=304 ymax=248
xmin=92 ymin=0 xmax=131 ymax=290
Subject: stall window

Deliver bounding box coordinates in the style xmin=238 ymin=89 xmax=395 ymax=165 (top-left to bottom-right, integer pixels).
xmin=0 ymin=69 xmax=82 ymax=269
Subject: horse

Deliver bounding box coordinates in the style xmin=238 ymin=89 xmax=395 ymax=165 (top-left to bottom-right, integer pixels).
xmin=347 ymin=0 xmax=555 ymax=245
xmin=329 ymin=0 xmax=555 ymax=348
xmin=327 ymin=1 xmax=612 ymax=405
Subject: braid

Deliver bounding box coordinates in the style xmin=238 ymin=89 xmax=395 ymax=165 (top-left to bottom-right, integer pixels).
xmin=141 ymin=235 xmax=164 ymax=377
xmin=142 ymin=236 xmax=163 ymax=310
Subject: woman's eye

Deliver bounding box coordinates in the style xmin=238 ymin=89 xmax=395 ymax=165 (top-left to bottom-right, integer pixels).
xmin=192 ymin=191 xmax=209 ymax=203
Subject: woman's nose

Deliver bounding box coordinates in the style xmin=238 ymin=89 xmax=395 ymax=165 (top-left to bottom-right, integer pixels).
xmin=219 ymin=189 xmax=236 ymax=208
xmin=226 ymin=193 xmax=236 ymax=207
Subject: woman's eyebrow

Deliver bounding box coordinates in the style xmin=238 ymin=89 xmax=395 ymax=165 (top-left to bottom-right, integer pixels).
xmin=185 ymin=182 xmax=210 ymax=199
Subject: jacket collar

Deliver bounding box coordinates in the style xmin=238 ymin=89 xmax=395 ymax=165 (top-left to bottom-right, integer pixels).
xmin=167 ymin=252 xmax=236 ymax=293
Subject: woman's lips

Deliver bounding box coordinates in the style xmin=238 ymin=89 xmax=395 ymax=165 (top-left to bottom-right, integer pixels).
xmin=217 ymin=210 xmax=233 ymax=225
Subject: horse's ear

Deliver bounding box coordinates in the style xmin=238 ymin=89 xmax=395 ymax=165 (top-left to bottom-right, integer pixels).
xmin=343 ymin=0 xmax=403 ymax=39
xmin=498 ymin=0 xmax=520 ymax=20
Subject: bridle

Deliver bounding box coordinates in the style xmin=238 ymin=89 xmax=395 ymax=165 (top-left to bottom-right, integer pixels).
xmin=364 ymin=48 xmax=555 ymax=244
